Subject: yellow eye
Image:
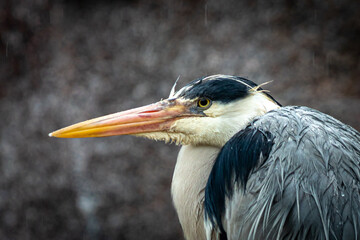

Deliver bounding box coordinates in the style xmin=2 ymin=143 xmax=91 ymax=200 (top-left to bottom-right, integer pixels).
xmin=198 ymin=97 xmax=211 ymax=108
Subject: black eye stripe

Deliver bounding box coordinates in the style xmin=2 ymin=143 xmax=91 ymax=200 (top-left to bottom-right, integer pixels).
xmin=179 ymin=78 xmax=254 ymax=103
xmin=176 ymin=76 xmax=281 ymax=106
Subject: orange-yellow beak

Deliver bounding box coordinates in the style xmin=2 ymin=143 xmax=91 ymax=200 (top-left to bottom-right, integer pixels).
xmin=49 ymin=99 xmax=195 ymax=138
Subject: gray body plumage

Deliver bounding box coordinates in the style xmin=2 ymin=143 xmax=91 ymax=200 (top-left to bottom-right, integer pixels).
xmin=214 ymin=106 xmax=360 ymax=240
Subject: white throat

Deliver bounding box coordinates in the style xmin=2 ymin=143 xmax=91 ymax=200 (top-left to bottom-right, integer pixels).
xmin=171 ymin=145 xmax=221 ymax=240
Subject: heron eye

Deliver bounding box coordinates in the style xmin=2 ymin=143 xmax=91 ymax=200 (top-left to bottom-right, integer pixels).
xmin=197 ymin=97 xmax=211 ymax=108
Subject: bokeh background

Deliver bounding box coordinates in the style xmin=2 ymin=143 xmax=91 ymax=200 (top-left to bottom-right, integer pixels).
xmin=1 ymin=0 xmax=359 ymax=239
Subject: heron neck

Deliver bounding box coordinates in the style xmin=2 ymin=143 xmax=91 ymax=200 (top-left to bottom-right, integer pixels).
xmin=171 ymin=145 xmax=220 ymax=240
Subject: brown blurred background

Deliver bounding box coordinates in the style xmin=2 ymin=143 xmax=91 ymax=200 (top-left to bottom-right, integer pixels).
xmin=0 ymin=0 xmax=359 ymax=239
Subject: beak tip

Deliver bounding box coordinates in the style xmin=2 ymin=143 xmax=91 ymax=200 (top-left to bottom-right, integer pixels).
xmin=48 ymin=132 xmax=54 ymax=137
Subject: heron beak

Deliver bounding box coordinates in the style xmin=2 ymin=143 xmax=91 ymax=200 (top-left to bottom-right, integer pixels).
xmin=49 ymin=99 xmax=194 ymax=138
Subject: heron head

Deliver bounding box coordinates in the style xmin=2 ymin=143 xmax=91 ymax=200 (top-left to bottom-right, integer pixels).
xmin=49 ymin=75 xmax=280 ymax=147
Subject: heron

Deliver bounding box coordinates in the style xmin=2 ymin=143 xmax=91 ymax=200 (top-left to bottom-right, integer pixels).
xmin=50 ymin=74 xmax=360 ymax=240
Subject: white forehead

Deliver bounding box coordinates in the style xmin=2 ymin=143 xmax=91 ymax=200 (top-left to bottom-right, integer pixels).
xmin=169 ymin=74 xmax=253 ymax=99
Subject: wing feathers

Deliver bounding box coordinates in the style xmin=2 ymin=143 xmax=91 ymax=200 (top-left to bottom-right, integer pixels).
xmin=204 ymin=127 xmax=275 ymax=238
xmin=204 ymin=106 xmax=360 ymax=240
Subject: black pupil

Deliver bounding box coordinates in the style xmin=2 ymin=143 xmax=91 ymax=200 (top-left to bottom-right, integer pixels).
xmin=199 ymin=98 xmax=208 ymax=106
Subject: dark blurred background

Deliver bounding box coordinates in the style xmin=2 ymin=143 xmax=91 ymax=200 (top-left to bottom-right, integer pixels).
xmin=0 ymin=0 xmax=359 ymax=239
